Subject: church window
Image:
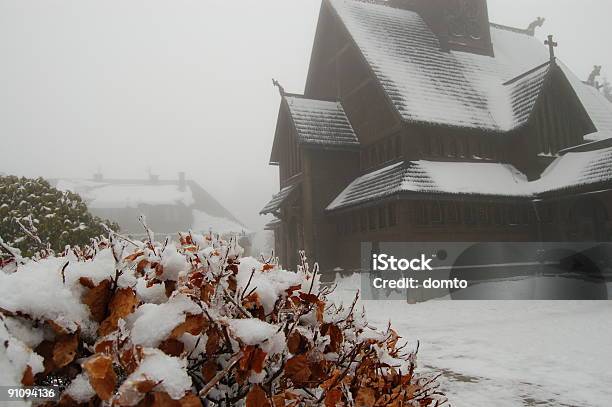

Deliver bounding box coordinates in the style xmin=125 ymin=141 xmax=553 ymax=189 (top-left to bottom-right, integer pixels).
xmin=431 ymin=201 xmax=443 ymax=224
xmin=477 ymin=205 xmax=490 ymax=224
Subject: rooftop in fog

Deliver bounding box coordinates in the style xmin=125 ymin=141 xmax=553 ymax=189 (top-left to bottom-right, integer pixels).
xmin=52 ymin=174 xmax=247 ymax=234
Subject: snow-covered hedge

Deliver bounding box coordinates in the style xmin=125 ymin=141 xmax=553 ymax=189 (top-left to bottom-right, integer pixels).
xmin=0 ymin=226 xmax=447 ymax=406
xmin=0 ymin=175 xmax=118 ymax=258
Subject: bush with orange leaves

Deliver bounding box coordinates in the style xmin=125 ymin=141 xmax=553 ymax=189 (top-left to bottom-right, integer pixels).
xmin=0 ymin=222 xmax=447 ymax=407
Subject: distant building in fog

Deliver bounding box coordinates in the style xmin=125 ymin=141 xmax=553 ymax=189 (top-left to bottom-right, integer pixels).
xmin=53 ymin=173 xmax=247 ymax=238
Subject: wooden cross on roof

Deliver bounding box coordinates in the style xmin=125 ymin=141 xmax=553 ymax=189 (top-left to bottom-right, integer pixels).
xmin=545 ymin=35 xmax=558 ymax=62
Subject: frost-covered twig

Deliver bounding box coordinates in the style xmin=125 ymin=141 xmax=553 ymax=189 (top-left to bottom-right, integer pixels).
xmin=0 ymin=236 xmax=20 ymax=260
xmin=101 ymin=222 xmax=138 ymax=247
xmin=15 ymin=218 xmax=44 ymax=249
xmin=138 ymin=215 xmax=156 ymax=254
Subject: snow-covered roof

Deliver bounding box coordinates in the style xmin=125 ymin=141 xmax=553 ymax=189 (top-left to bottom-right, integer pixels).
xmin=327 ymin=160 xmax=531 ymax=210
xmin=507 ymin=63 xmax=551 ymax=128
xmin=327 ymin=0 xmax=611 ymax=133
xmin=284 ymin=95 xmax=360 ymax=149
xmin=558 ymin=63 xmax=612 ymax=133
xmin=328 ymin=149 xmax=612 ymax=211
xmin=584 ymin=131 xmax=612 ymax=143
xmin=191 ymin=209 xmax=248 ymax=234
xmin=264 ymin=218 xmax=282 ymax=230
xmin=532 ymin=147 xmax=612 ymax=194
xmin=260 ymin=183 xmax=300 ymax=215
xmin=328 ymin=0 xmax=551 ymax=131
xmin=54 ymin=178 xmax=246 ymax=233
xmin=56 ymin=180 xmax=194 ymax=209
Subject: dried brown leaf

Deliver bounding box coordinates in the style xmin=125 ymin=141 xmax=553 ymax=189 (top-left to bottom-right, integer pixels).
xmin=284 ymin=355 xmax=311 ymax=385
xmin=355 ymin=387 xmax=376 ymax=407
xmin=134 ymin=379 xmax=159 ymax=393
xmin=200 ymin=283 xmax=215 ymax=304
xmin=149 ymin=391 xmax=179 ymax=407
xmin=34 ymin=340 xmax=55 ymax=374
xmin=321 ymin=323 xmax=343 ymax=353
xmin=201 ymin=360 xmax=218 ymax=382
xmin=119 ymin=345 xmax=144 ymax=374
xmin=324 ymin=388 xmax=343 ymax=407
xmin=179 ymin=393 xmax=202 ymax=407
xmin=205 ymin=326 xmax=220 ymax=356
xmin=83 ymin=354 xmax=116 ymax=401
xmin=99 ymin=287 xmax=138 ymax=336
xmin=239 ymin=345 xmax=268 ymax=374
xmin=53 ymin=334 xmax=78 ymax=368
xmin=159 ymin=338 xmax=185 ymax=357
xmin=78 ymin=276 xmax=96 ymax=289
xmin=170 ymin=313 xmax=204 ymax=338
xmin=164 ymin=280 xmax=176 ymax=298
xmin=136 ymin=259 xmax=149 ymax=274
xmin=246 ymin=385 xmax=270 ymax=407
xmin=21 ymin=365 xmax=34 ymax=386
xmin=82 ymin=279 xmax=112 ymax=322
xmin=287 ymin=331 xmax=303 ymax=355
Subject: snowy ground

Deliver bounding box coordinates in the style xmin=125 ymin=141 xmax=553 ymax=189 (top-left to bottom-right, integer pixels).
xmin=329 ymin=274 xmax=612 ymax=407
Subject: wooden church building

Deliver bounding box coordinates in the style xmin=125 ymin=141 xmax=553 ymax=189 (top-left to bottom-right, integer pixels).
xmin=261 ymin=0 xmax=612 ymax=271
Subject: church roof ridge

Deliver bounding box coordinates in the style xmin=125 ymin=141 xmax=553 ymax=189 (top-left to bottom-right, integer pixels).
xmin=503 ymin=61 xmax=551 ymax=87
xmin=282 ymin=93 xmax=339 ymax=104
xmin=489 ymin=22 xmax=533 ymax=37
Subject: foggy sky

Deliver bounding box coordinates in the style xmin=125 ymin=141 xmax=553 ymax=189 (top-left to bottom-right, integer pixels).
xmin=1 ymin=0 xmax=611 ymax=231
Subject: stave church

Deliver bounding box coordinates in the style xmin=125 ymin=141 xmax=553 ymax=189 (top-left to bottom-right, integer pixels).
xmin=261 ymin=0 xmax=612 ymax=271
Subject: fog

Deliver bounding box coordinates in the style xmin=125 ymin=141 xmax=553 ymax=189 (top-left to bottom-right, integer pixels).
xmin=1 ymin=0 xmax=610 ymax=231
